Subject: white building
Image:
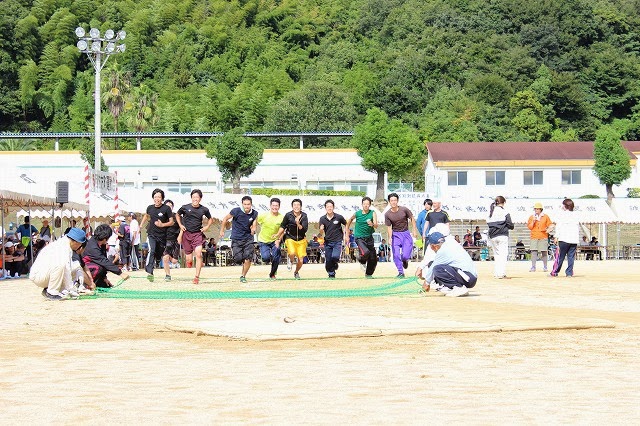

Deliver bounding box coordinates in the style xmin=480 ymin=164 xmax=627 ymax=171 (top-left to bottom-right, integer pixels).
xmin=424 ymin=141 xmax=640 ymax=199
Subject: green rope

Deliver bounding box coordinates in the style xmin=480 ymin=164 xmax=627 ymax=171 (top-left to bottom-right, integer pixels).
xmin=87 ymin=276 xmax=422 ymax=300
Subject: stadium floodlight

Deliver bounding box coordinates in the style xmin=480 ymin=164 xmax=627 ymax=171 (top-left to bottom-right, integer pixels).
xmin=74 ymin=25 xmax=126 ymax=171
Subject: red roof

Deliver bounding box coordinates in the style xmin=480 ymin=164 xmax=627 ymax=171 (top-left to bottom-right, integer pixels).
xmin=426 ymin=141 xmax=639 ymax=161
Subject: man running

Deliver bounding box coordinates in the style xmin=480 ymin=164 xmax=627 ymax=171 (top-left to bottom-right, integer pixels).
xmin=219 ymin=195 xmax=258 ymax=283
xmin=256 ymin=197 xmax=284 ymax=280
xmin=176 ymin=189 xmax=213 ymax=284
xmin=139 ymin=189 xmax=174 ymax=282
xmin=319 ymin=199 xmax=347 ymax=279
xmin=345 ymin=197 xmax=378 ymax=278
xmin=162 ymin=200 xmax=182 ymax=281
xmin=385 ymin=193 xmax=418 ymax=278
xmin=275 ymin=199 xmax=308 ymax=280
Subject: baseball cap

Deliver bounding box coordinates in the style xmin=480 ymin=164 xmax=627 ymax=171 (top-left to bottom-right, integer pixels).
xmin=4 ymin=241 xmax=14 ymax=248
xmin=67 ymin=227 xmax=87 ymax=243
xmin=428 ymin=232 xmax=445 ymax=245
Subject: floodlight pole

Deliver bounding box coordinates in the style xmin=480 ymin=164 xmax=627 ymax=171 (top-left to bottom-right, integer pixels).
xmin=75 ymin=27 xmax=126 ymax=171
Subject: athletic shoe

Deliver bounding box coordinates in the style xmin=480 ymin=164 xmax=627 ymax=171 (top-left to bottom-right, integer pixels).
xmin=543 ymin=268 xmax=548 ymax=272
xmin=328 ymin=275 xmax=336 ymax=279
xmin=294 ymin=272 xmax=300 ymax=280
xmin=529 ymin=267 xmax=536 ymax=272
xmin=186 ymin=260 xmax=193 ymax=268
xmin=147 ymin=274 xmax=154 ymax=282
xmin=269 ymin=274 xmax=276 ymax=281
xmin=42 ymin=288 xmax=64 ymax=301
xmin=549 ymin=272 xmax=558 ymax=277
xmin=14 ymin=273 xmax=20 ymax=279
xmin=287 ymin=257 xmax=292 ymax=271
xmin=240 ymin=276 xmax=247 ymax=283
xmin=435 ymin=285 xmax=452 ymax=294
xmin=360 ymin=262 xmax=366 ymax=272
xmin=365 ymin=275 xmax=374 ymax=279
xmin=402 ymin=259 xmax=409 ymax=269
xmin=165 ymin=275 xmax=171 ymax=281
xmin=396 ymin=273 xmax=405 ymax=279
xmin=193 ymin=276 xmax=199 ymax=285
xmin=446 ymin=285 xmax=469 ymax=297
xmin=77 ymin=285 xmax=94 ymax=295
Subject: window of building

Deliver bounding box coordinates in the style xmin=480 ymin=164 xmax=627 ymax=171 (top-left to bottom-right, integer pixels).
xmin=486 ymin=171 xmax=505 ymax=185
xmin=387 ymin=182 xmax=414 ymax=192
xmin=523 ymin=171 xmax=543 ymax=185
xmin=448 ymin=171 xmax=467 ymax=186
xmin=167 ymin=182 xmax=192 ymax=194
xmin=351 ymin=182 xmax=368 ymax=192
xmin=318 ymin=182 xmax=334 ymax=191
xmin=561 ymin=170 xmax=581 ymax=185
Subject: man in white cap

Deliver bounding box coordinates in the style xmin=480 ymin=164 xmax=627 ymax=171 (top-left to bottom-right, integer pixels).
xmin=29 ymin=227 xmax=87 ymax=300
xmin=415 ymin=231 xmax=477 ymax=297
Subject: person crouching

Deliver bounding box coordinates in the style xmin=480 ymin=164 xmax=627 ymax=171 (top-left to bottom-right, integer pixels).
xmin=415 ymin=232 xmax=478 ymax=297
xmin=29 ymin=228 xmax=87 ymax=300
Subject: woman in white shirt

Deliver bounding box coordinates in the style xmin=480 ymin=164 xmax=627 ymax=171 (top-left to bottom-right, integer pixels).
xmin=550 ymin=198 xmax=580 ymax=277
xmin=487 ymin=196 xmax=514 ymax=279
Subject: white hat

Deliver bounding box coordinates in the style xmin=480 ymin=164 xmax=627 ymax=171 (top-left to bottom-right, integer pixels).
xmin=429 ymin=223 xmax=450 ymax=237
xmin=4 ymin=241 xmax=14 ymax=248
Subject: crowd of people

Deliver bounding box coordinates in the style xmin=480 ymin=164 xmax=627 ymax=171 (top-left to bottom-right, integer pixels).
xmin=0 ymin=189 xmax=595 ymax=300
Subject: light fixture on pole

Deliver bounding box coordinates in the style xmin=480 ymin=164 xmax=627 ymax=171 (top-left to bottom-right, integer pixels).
xmin=75 ymin=26 xmax=126 ymax=171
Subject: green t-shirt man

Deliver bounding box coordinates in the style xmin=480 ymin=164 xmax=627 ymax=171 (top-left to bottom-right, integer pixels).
xmin=354 ymin=209 xmax=375 ymax=238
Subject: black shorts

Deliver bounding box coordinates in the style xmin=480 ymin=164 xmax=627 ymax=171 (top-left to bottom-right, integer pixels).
xmin=163 ymin=240 xmax=181 ymax=260
xmin=231 ymin=239 xmax=255 ymax=263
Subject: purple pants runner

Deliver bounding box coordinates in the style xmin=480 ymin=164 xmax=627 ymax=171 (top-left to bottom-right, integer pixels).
xmin=391 ymin=230 xmax=413 ymax=273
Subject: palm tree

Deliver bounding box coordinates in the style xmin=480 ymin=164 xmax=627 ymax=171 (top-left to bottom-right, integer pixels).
xmin=125 ymin=84 xmax=159 ymax=134
xmin=0 ymin=139 xmax=37 ymax=151
xmin=102 ymin=63 xmax=131 ymax=149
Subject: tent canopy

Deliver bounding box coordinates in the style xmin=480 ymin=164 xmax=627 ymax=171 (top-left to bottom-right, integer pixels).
xmin=610 ymin=198 xmax=640 ymax=224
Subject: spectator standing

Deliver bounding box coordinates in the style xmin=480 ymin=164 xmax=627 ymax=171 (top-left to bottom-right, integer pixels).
xmin=526 ymin=202 xmax=553 ymax=272
xmin=550 ymin=198 xmax=580 ymax=277
xmin=16 ymin=216 xmax=38 ymax=265
xmin=129 ymin=212 xmax=141 ymax=270
xmin=487 ymin=196 xmax=514 ymax=279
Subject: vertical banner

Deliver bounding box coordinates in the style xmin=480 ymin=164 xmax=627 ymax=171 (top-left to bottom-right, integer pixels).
xmin=84 ymin=164 xmax=90 ymax=218
xmin=114 ymin=171 xmax=119 ymax=217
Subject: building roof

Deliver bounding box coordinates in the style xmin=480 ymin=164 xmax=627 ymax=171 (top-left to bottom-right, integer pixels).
xmin=426 ymin=141 xmax=640 ymax=162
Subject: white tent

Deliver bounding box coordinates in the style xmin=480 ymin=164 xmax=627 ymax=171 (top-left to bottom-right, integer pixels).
xmin=610 ymin=198 xmax=640 ymax=223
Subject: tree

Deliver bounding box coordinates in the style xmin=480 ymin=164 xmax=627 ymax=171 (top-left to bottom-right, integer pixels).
xmin=102 ymin=63 xmax=131 ymax=149
xmin=205 ymin=127 xmax=263 ymax=194
xmin=352 ymin=108 xmax=424 ymax=201
xmin=0 ymin=139 xmax=37 ymax=151
xmin=593 ymin=125 xmax=631 ymax=203
xmin=125 ymin=84 xmax=158 ymax=133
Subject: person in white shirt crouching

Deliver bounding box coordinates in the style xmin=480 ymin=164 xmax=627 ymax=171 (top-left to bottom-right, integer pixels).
xmin=415 ymin=231 xmax=478 ymax=297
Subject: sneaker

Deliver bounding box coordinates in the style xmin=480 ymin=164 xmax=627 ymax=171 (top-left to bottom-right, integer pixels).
xmin=165 ymin=275 xmax=171 ymax=281
xmin=269 ymin=274 xmax=276 ymax=281
xmin=395 ymin=273 xmax=405 ymax=279
xmin=42 ymin=288 xmax=63 ymax=301
xmin=549 ymin=272 xmax=558 ymax=277
xmin=365 ymin=275 xmax=374 ymax=279
xmin=360 ymin=262 xmax=366 ymax=272
xmin=529 ymin=267 xmax=536 ymax=272
xmin=77 ymin=285 xmax=94 ymax=295
xmin=287 ymin=257 xmax=292 ymax=271
xmin=402 ymin=259 xmax=409 ymax=269
xmin=14 ymin=273 xmax=20 ymax=279
xmin=543 ymin=268 xmax=548 ymax=272
xmin=193 ymin=276 xmax=199 ymax=285
xmin=436 ymin=285 xmax=452 ymax=294
xmin=240 ymin=276 xmax=247 ymax=283
xmin=328 ymin=275 xmax=336 ymax=279
xmin=446 ymin=285 xmax=469 ymax=297
xmin=294 ymin=272 xmax=300 ymax=280
xmin=186 ymin=260 xmax=193 ymax=268
xmin=147 ymin=274 xmax=154 ymax=282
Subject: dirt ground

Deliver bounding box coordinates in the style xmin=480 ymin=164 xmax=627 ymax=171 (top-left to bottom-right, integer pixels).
xmin=1 ymin=259 xmax=639 ymax=424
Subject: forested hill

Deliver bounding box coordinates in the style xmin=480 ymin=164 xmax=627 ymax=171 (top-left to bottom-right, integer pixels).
xmin=2 ymin=0 xmax=640 ymax=150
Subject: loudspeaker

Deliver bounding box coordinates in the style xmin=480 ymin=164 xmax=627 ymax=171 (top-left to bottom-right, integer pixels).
xmin=56 ymin=181 xmax=69 ymax=204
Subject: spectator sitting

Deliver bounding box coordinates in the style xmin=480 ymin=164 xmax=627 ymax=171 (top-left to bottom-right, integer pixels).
xmin=590 ymin=236 xmax=602 ymax=260
xmin=378 ymin=239 xmax=390 ymax=262
xmin=308 ymin=235 xmax=322 ymax=263
xmin=462 ymin=234 xmax=480 ymax=261
xmin=63 ymin=220 xmax=77 ymax=236
xmin=454 ymin=235 xmax=461 ymax=244
xmin=205 ymin=238 xmax=217 ymax=266
xmin=515 ymin=239 xmax=527 ymax=260
xmin=2 ymin=241 xmax=27 ymax=278
xmin=39 ymin=219 xmax=52 ymax=241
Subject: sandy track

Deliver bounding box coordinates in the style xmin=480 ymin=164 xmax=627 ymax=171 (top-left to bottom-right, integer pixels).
xmin=1 ymin=260 xmax=639 ymax=424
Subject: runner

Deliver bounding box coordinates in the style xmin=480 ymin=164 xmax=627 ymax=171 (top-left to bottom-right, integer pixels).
xmin=345 ymin=196 xmax=378 ymax=278
xmin=176 ymin=189 xmax=213 ymax=284
xmin=162 ymin=200 xmax=182 ymax=281
xmin=139 ymin=189 xmax=174 ymax=282
xmin=275 ymin=199 xmax=308 ymax=280
xmin=319 ymin=199 xmax=347 ymax=279
xmin=219 ymin=196 xmax=258 ymax=283
xmin=256 ymin=198 xmax=284 ymax=280
xmin=385 ymin=193 xmax=418 ymax=278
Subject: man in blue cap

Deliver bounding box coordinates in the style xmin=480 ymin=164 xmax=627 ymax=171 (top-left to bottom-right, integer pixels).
xmin=415 ymin=231 xmax=477 ymax=297
xmin=29 ymin=227 xmax=87 ymax=300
